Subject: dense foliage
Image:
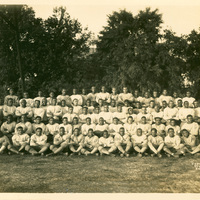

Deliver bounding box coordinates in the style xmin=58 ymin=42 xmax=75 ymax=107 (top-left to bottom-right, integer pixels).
xmin=0 ymin=6 xmax=199 ymax=98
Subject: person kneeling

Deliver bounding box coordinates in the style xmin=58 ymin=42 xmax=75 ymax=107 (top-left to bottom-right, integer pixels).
xmin=81 ymin=129 xmax=99 ymax=156
xmin=30 ymin=127 xmax=50 ymax=156
xmin=131 ymin=128 xmax=148 ymax=157
xmin=98 ymin=130 xmax=117 ymax=156
xmin=148 ymin=128 xmax=164 ymax=158
xmin=114 ymin=127 xmax=132 ymax=157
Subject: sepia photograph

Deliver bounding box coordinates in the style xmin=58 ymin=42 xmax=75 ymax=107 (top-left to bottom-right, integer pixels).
xmin=0 ymin=0 xmax=200 ymax=197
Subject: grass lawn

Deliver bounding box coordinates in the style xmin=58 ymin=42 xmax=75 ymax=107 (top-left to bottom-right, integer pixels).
xmin=0 ymin=154 xmax=200 ymax=193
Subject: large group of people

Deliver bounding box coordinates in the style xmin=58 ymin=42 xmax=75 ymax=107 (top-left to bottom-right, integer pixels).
xmin=0 ymin=86 xmax=200 ymax=158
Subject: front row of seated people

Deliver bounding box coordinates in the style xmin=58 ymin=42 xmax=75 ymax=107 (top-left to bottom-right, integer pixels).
xmin=1 ymin=115 xmax=200 ymax=157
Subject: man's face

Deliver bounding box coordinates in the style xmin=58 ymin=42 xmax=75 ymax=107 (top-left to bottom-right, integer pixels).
xmin=168 ymin=129 xmax=175 ymax=137
xmin=184 ymin=101 xmax=189 ymax=108
xmin=74 ymin=129 xmax=79 ymax=136
xmin=151 ymin=129 xmax=157 ymax=137
xmin=141 ymin=117 xmax=146 ymax=124
xmin=52 ymin=99 xmax=57 ymax=105
xmin=38 ymin=91 xmax=42 ymax=97
xmin=23 ymin=92 xmax=28 ymax=98
xmin=153 ymin=91 xmax=157 ymax=97
xmin=17 ymin=128 xmax=23 ymax=135
xmin=69 ymin=107 xmax=73 ymax=114
xmin=50 ymin=92 xmax=54 ymax=98
xmin=119 ymin=128 xmax=125 ymax=136
xmin=83 ymin=108 xmax=88 ymax=114
xmin=9 ymin=89 xmax=14 ymax=95
xmin=99 ymin=118 xmax=104 ymax=125
xmin=123 ymin=87 xmax=128 ymax=94
xmin=193 ymin=101 xmax=198 ymax=108
xmin=63 ymin=118 xmax=68 ymax=124
xmin=88 ymin=130 xmax=93 ymax=138
xmin=49 ymin=118 xmax=54 ymax=124
xmin=62 ymin=89 xmax=66 ymax=95
xmin=141 ymin=107 xmax=147 ymax=114
xmin=35 ymin=100 xmax=40 ymax=108
xmin=86 ymin=118 xmax=91 ymax=125
xmin=144 ymin=92 xmax=149 ymax=98
xmin=113 ymin=118 xmax=118 ymax=124
xmin=187 ymin=116 xmax=193 ymax=123
xmin=73 ymin=89 xmax=77 ymax=95
xmin=137 ymin=129 xmax=142 ymax=136
xmin=73 ymin=118 xmax=78 ymax=124
xmin=112 ymin=88 xmax=116 ymax=94
xmin=61 ymin=100 xmax=66 ymax=107
xmin=173 ymin=92 xmax=177 ymax=98
xmin=95 ymin=107 xmax=100 ymax=114
xmin=149 ymin=101 xmax=154 ymax=108
xmin=170 ymin=120 xmax=176 ymax=126
xmin=36 ymin=118 xmax=41 ymax=124
xmin=21 ymin=100 xmax=26 ymax=107
xmin=91 ymin=87 xmax=95 ymax=93
xmin=7 ymin=116 xmax=12 ymax=123
xmin=117 ymin=106 xmax=122 ymax=112
xmin=111 ymin=100 xmax=116 ymax=107
xmin=183 ymin=130 xmax=189 ymax=138
xmin=103 ymin=131 xmax=109 ymax=138
xmin=162 ymin=101 xmax=167 ymax=108
xmin=7 ymin=99 xmax=13 ymax=106
xmin=73 ymin=99 xmax=78 ymax=106
xmin=169 ymin=101 xmax=174 ymax=108
xmin=155 ymin=118 xmax=161 ymax=125
xmin=128 ymin=117 xmax=133 ymax=124
xmin=101 ymin=86 xmax=106 ymax=93
xmin=42 ymin=98 xmax=47 ymax=106
xmin=177 ymin=100 xmax=182 ymax=107
xmin=134 ymin=90 xmax=138 ymax=96
xmin=155 ymin=106 xmax=160 ymax=112
xmin=163 ymin=90 xmax=167 ymax=96
xmin=21 ymin=115 xmax=26 ymax=122
xmin=128 ymin=108 xmax=133 ymax=114
xmin=36 ymin=129 xmax=42 ymax=136
xmin=104 ymin=105 xmax=109 ymax=112
xmin=186 ymin=91 xmax=191 ymax=97
xmin=82 ymin=89 xmax=86 ymax=95
xmin=59 ymin=128 xmax=65 ymax=136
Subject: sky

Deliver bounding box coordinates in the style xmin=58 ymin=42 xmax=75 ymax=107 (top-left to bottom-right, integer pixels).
xmin=2 ymin=0 xmax=200 ymax=36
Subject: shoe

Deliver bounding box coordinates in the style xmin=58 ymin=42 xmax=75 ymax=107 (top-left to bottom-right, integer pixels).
xmin=20 ymin=152 xmax=24 ymax=155
xmin=64 ymin=152 xmax=69 ymax=156
xmin=78 ymin=152 xmax=81 ymax=156
xmin=120 ymin=153 xmax=124 ymax=157
xmin=137 ymin=153 xmax=142 ymax=157
xmin=40 ymin=153 xmax=44 ymax=156
xmin=110 ymin=154 xmax=116 ymax=157
xmin=125 ymin=153 xmax=130 ymax=157
xmin=151 ymin=153 xmax=155 ymax=157
xmin=70 ymin=153 xmax=75 ymax=156
xmin=95 ymin=153 xmax=99 ymax=156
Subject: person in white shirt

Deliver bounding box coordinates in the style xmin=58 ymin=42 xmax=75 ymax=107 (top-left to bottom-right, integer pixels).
xmin=96 ymin=86 xmax=110 ymax=103
xmin=87 ymin=86 xmax=97 ymax=103
xmin=81 ymin=117 xmax=96 ymax=136
xmin=30 ymin=127 xmax=50 ymax=155
xmin=57 ymin=88 xmax=70 ymax=106
xmin=163 ymin=128 xmax=183 ymax=157
xmin=15 ymin=114 xmax=32 ymax=135
xmin=124 ymin=116 xmax=137 ymax=136
xmin=136 ymin=116 xmax=152 ymax=136
xmin=182 ymin=91 xmax=195 ymax=108
xmin=158 ymin=89 xmax=173 ymax=105
xmin=15 ymin=99 xmax=33 ymax=121
xmin=131 ymin=128 xmax=148 ymax=157
xmin=59 ymin=117 xmax=73 ymax=136
xmin=152 ymin=117 xmax=166 ymax=137
xmin=137 ymin=106 xmax=153 ymax=124
xmin=70 ymin=88 xmax=83 ymax=106
xmin=108 ymin=117 xmax=124 ymax=137
xmin=85 ymin=99 xmax=94 ymax=114
xmin=99 ymin=104 xmax=113 ymax=124
xmin=152 ymin=90 xmax=160 ymax=106
xmin=90 ymin=106 xmax=101 ymax=124
xmin=163 ymin=100 xmax=179 ymax=124
xmin=94 ymin=117 xmax=109 ymax=137
xmin=69 ymin=128 xmax=84 ymax=155
xmin=160 ymin=100 xmax=168 ymax=112
xmin=11 ymin=126 xmax=31 ymax=154
xmin=114 ymin=127 xmax=132 ymax=157
xmin=1 ymin=115 xmax=16 ymax=141
xmin=98 ymin=130 xmax=117 ymax=156
xmin=151 ymin=105 xmax=164 ymax=123
xmin=122 ymin=100 xmax=132 ymax=115
xmin=60 ymin=100 xmax=68 ymax=116
xmin=32 ymin=100 xmax=45 ymax=122
xmin=133 ymin=90 xmax=143 ymax=103
xmin=46 ymin=98 xmax=62 ymax=122
xmin=165 ymin=119 xmax=180 ymax=136
xmin=62 ymin=106 xmax=77 ymax=124
xmin=34 ymin=90 xmax=45 ymax=107
xmin=146 ymin=100 xmax=155 ymax=114
xmin=178 ymin=101 xmax=195 ymax=124
xmin=81 ymin=129 xmax=99 ymax=156
xmin=140 ymin=91 xmax=153 ymax=107
xmin=46 ymin=117 xmax=60 ymax=143
xmin=176 ymin=99 xmax=183 ymax=110
xmin=79 ymin=107 xmax=91 ymax=124
xmin=81 ymin=88 xmax=88 ymax=106
xmin=172 ymin=91 xmax=182 ymax=106
xmin=148 ymin=128 xmax=164 ymax=157
xmin=72 ymin=117 xmax=82 ymax=131
xmin=112 ymin=105 xmax=127 ymax=124
xmin=125 ymin=107 xmax=137 ymax=123
xmin=133 ymin=101 xmax=142 ymax=114
xmin=47 ymin=127 xmax=70 ymax=156
xmin=4 ymin=88 xmax=19 ymax=106
xmin=32 ymin=116 xmax=47 ymax=135
xmin=41 ymin=98 xmax=48 ymax=123
xmin=180 ymin=129 xmax=200 ymax=155
xmin=109 ymin=99 xmax=117 ymax=113
xmin=47 ymin=91 xmax=56 ymax=106
xmin=20 ymin=92 xmax=34 ymax=108
xmin=181 ymin=115 xmax=199 ymax=138
xmin=118 ymin=87 xmax=134 ymax=103
xmin=97 ymin=99 xmax=104 ymax=112
xmin=72 ymin=99 xmax=82 ymax=115
xmin=109 ymin=87 xmax=119 ymax=103
xmin=3 ymin=98 xmax=16 ymax=120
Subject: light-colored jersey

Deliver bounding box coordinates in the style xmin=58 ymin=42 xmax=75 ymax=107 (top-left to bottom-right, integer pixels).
xmin=165 ymin=125 xmax=180 ymax=135
xmin=62 ymin=113 xmax=77 ymax=123
xmin=71 ymin=95 xmax=83 ymax=106
xmin=164 ymin=135 xmax=181 ymax=148
xmin=46 ymin=123 xmax=59 ymax=135
xmin=181 ymin=122 xmax=199 ymax=136
xmin=99 ymin=136 xmax=114 ymax=147
xmin=81 ymin=124 xmax=96 ymax=136
xmin=96 ymin=92 xmax=110 ymax=102
xmin=152 ymin=124 xmax=166 ymax=136
xmin=148 ymin=135 xmax=164 ymax=146
xmin=70 ymin=134 xmax=84 ymax=144
xmin=108 ymin=124 xmax=123 ymax=135
xmin=118 ymin=93 xmax=134 ymax=102
xmin=114 ymin=133 xmax=130 ymax=144
xmin=12 ymin=133 xmax=30 ymax=146
xmin=15 ymin=122 xmax=32 ymax=135
xmin=99 ymin=112 xmax=113 ymax=124
xmin=59 ymin=124 xmax=73 ymax=135
xmin=20 ymin=98 xmax=34 ymax=108
xmin=1 ymin=121 xmax=16 ymax=133
xmin=53 ymin=134 xmax=69 ymax=145
xmin=3 ymin=105 xmax=16 ymax=117
xmin=163 ymin=107 xmax=178 ymax=120
xmin=95 ymin=124 xmax=109 ymax=132
xmin=33 ymin=107 xmax=45 ymax=120
xmin=30 ymin=134 xmax=47 ymax=146
xmin=124 ymin=123 xmax=137 ymax=136
xmin=131 ymin=134 xmax=147 ymax=145
xmin=84 ymin=135 xmax=99 ymax=147
xmin=178 ymin=108 xmax=195 ymax=121
xmin=15 ymin=106 xmax=33 ymax=118
xmin=182 ymin=97 xmax=195 ymax=108
xmin=158 ymin=95 xmax=173 ymax=105
xmin=136 ymin=123 xmax=151 ymax=135
xmin=46 ymin=105 xmax=62 ymax=119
